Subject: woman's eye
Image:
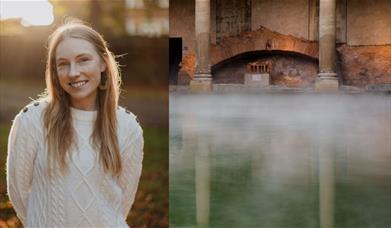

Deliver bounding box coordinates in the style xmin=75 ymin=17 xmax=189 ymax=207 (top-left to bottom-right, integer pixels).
xmin=80 ymin=58 xmax=90 ymax=63
xmin=57 ymin=62 xmax=67 ymax=67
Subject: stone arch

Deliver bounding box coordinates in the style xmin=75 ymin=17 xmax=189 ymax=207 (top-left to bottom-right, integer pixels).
xmin=211 ymin=26 xmax=318 ymax=66
xmin=177 ymin=26 xmax=319 ymax=85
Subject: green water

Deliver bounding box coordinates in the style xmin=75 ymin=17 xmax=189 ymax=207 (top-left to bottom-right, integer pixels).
xmin=169 ymin=94 xmax=391 ymax=228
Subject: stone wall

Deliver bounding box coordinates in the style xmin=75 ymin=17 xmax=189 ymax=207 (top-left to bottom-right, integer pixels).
xmin=170 ymin=0 xmax=391 ymax=45
xmin=251 ymin=0 xmax=309 ymax=39
xmin=347 ymin=0 xmax=391 ymax=45
xmin=336 ymin=0 xmax=347 ymax=43
xmin=216 ymin=0 xmax=251 ymax=42
xmin=213 ymin=53 xmax=318 ymax=86
xmin=337 ymin=45 xmax=391 ymax=87
xmin=169 ymin=0 xmax=391 ymax=47
xmin=169 ymin=0 xmax=218 ymax=51
xmin=169 ymin=0 xmax=195 ymax=50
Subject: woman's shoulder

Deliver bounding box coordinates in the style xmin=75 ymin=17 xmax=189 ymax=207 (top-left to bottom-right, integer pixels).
xmin=116 ymin=106 xmax=143 ymax=150
xmin=12 ymin=99 xmax=48 ymax=130
xmin=116 ymin=106 xmax=142 ymax=133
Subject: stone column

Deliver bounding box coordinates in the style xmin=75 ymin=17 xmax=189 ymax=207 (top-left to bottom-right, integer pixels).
xmin=315 ymin=0 xmax=339 ymax=91
xmin=190 ymin=0 xmax=213 ymax=92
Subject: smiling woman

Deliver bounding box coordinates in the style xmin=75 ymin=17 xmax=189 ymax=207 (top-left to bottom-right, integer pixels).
xmin=6 ymin=19 xmax=144 ymax=227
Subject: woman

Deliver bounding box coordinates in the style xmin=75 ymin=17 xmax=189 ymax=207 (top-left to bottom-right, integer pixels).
xmin=6 ymin=20 xmax=143 ymax=227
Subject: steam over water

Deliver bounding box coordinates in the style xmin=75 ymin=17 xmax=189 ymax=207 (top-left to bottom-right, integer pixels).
xmin=170 ymin=94 xmax=391 ymax=228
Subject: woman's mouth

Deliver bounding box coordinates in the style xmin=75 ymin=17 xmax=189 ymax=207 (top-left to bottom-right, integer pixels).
xmin=69 ymin=80 xmax=88 ymax=88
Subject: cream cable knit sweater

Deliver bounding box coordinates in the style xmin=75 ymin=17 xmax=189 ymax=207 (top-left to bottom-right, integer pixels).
xmin=7 ymin=101 xmax=143 ymax=227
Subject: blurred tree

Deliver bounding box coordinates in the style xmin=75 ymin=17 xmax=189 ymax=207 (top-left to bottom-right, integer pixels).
xmin=50 ymin=0 xmax=126 ymax=37
xmin=0 ymin=19 xmax=26 ymax=35
xmin=50 ymin=0 xmax=90 ymax=23
xmin=99 ymin=0 xmax=126 ymax=37
xmin=89 ymin=0 xmax=103 ymax=32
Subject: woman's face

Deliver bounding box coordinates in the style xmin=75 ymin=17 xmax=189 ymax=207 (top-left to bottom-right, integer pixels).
xmin=55 ymin=37 xmax=106 ymax=110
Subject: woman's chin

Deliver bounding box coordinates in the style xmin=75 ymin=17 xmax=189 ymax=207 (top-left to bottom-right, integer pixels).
xmin=67 ymin=90 xmax=97 ymax=102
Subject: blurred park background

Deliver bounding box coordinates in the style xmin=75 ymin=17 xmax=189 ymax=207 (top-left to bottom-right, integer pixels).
xmin=0 ymin=0 xmax=168 ymax=227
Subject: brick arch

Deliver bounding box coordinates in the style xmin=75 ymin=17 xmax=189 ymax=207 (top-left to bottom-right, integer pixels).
xmin=211 ymin=26 xmax=319 ymax=66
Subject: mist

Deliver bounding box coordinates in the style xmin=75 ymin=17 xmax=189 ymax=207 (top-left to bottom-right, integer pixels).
xmin=170 ymin=93 xmax=391 ymax=228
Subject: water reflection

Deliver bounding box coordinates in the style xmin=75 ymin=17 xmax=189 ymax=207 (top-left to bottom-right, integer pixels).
xmin=170 ymin=94 xmax=391 ymax=228
xmin=195 ymin=138 xmax=210 ymax=228
xmin=318 ymin=128 xmax=336 ymax=228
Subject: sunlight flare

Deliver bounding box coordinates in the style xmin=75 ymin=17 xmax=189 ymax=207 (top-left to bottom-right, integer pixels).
xmin=0 ymin=0 xmax=54 ymax=26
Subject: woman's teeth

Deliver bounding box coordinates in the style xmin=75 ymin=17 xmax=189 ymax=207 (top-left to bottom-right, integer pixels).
xmin=70 ymin=81 xmax=87 ymax=88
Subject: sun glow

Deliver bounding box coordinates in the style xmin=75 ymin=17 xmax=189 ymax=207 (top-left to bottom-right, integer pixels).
xmin=0 ymin=0 xmax=54 ymax=26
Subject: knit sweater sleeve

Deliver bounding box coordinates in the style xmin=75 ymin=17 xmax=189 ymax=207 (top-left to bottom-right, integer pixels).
xmin=117 ymin=117 xmax=144 ymax=219
xmin=6 ymin=112 xmax=38 ymax=225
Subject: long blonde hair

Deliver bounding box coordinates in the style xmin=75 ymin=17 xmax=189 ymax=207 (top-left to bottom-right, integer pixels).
xmin=44 ymin=20 xmax=122 ymax=176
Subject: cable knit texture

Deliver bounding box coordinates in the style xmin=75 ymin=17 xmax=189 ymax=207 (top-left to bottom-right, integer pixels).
xmin=6 ymin=101 xmax=144 ymax=228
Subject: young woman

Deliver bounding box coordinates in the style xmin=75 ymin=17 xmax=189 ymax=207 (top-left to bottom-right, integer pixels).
xmin=6 ymin=20 xmax=143 ymax=227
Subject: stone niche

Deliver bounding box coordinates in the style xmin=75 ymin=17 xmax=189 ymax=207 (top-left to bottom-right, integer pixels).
xmin=244 ymin=60 xmax=271 ymax=86
xmin=212 ymin=51 xmax=318 ymax=87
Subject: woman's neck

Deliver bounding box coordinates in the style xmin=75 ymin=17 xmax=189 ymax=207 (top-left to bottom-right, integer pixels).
xmin=70 ymin=99 xmax=97 ymax=111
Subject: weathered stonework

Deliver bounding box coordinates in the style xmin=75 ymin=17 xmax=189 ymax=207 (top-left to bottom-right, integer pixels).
xmin=178 ymin=51 xmax=196 ymax=85
xmin=178 ymin=27 xmax=319 ymax=87
xmin=213 ymin=53 xmax=318 ymax=87
xmin=189 ymin=78 xmax=212 ymax=92
xmin=170 ymin=0 xmax=391 ymax=88
xmin=316 ymin=0 xmax=339 ymax=91
xmin=315 ymin=74 xmax=339 ymax=92
xmin=244 ymin=73 xmax=270 ymax=86
xmin=318 ymin=0 xmax=337 ymax=73
xmin=251 ymin=0 xmax=310 ymax=40
xmin=336 ymin=0 xmax=347 ymax=43
xmin=211 ymin=26 xmax=318 ymax=66
xmin=192 ymin=0 xmax=213 ymax=92
xmin=347 ymin=0 xmax=391 ymax=45
xmin=337 ymin=44 xmax=391 ymax=87
xmin=169 ymin=0 xmax=195 ymax=50
xmin=216 ymin=0 xmax=251 ymax=42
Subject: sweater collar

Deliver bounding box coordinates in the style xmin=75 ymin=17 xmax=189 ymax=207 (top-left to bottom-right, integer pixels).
xmin=70 ymin=107 xmax=97 ymax=122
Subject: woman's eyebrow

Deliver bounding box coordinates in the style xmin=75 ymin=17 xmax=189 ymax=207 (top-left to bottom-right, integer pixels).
xmin=76 ymin=53 xmax=92 ymax=58
xmin=56 ymin=53 xmax=92 ymax=61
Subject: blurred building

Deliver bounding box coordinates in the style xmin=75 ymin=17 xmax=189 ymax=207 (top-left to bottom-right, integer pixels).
xmin=170 ymin=0 xmax=391 ymax=91
xmin=0 ymin=0 xmax=168 ymax=37
xmin=125 ymin=0 xmax=169 ymax=37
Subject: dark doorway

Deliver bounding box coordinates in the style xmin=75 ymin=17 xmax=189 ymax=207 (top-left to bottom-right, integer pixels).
xmin=169 ymin=37 xmax=182 ymax=85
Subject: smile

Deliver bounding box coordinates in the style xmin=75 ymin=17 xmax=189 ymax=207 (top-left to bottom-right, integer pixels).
xmin=69 ymin=80 xmax=88 ymax=88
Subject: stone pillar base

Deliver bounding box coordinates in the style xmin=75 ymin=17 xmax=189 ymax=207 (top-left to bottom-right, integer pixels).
xmin=315 ymin=73 xmax=339 ymax=92
xmin=190 ymin=77 xmax=212 ymax=92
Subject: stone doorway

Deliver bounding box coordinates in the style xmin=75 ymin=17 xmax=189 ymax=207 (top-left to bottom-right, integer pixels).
xmin=170 ymin=37 xmax=182 ymax=85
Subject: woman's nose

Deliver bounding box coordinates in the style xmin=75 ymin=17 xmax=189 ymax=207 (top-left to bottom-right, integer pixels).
xmin=69 ymin=62 xmax=80 ymax=77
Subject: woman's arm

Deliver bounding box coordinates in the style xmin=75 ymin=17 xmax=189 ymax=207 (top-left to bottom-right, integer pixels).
xmin=117 ymin=118 xmax=144 ymax=219
xmin=6 ymin=112 xmax=37 ymax=225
